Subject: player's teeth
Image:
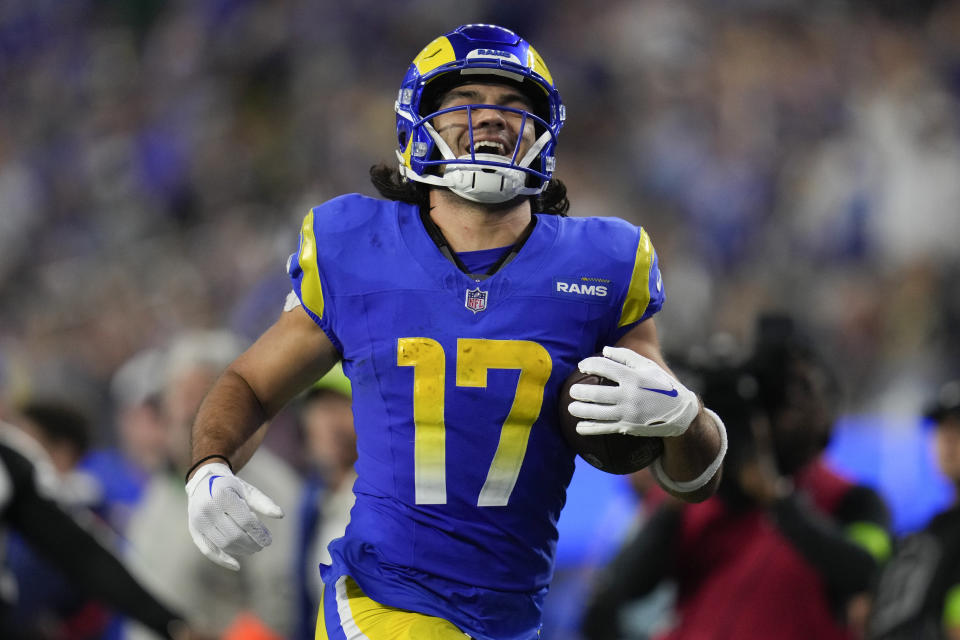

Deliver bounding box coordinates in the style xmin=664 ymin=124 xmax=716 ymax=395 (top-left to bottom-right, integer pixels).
xmin=473 ymin=141 xmax=505 ymax=154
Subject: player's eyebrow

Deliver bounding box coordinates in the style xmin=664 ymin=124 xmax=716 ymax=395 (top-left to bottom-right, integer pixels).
xmin=440 ymin=87 xmax=532 ymax=109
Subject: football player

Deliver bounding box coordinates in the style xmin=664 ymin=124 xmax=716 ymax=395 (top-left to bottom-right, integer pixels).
xmin=185 ymin=24 xmax=727 ymax=640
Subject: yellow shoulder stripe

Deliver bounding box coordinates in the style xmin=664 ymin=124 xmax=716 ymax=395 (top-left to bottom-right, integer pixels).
xmin=618 ymin=228 xmax=655 ymax=328
xmin=413 ymin=36 xmax=457 ymax=76
xmin=298 ymin=210 xmax=325 ymax=319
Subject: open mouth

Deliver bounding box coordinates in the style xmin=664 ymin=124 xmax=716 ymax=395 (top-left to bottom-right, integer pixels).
xmin=470 ymin=140 xmax=509 ymax=156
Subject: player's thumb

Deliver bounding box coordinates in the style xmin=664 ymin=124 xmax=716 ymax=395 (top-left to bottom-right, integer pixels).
xmin=240 ymin=481 xmax=284 ymax=519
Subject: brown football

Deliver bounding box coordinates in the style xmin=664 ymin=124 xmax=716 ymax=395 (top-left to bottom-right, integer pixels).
xmin=558 ymin=368 xmax=664 ymax=474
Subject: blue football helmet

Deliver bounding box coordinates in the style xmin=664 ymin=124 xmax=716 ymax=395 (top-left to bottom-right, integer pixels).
xmin=395 ymin=24 xmax=565 ymax=203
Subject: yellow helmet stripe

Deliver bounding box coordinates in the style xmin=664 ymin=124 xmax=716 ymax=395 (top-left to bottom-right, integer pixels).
xmin=297 ymin=209 xmax=325 ymax=319
xmin=413 ymin=36 xmax=457 ymax=75
xmin=401 ymin=133 xmax=414 ymax=169
xmin=618 ymin=228 xmax=655 ymax=328
xmin=527 ymin=45 xmax=553 ymax=86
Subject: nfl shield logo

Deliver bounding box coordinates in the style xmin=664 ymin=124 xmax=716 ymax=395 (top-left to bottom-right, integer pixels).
xmin=465 ymin=287 xmax=488 ymax=313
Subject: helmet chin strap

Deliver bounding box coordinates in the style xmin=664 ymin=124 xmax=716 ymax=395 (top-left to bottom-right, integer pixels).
xmin=444 ymin=154 xmax=528 ymax=204
xmin=399 ymin=122 xmax=552 ymax=204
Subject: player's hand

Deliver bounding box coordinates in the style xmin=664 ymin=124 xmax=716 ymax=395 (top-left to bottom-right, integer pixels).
xmin=185 ymin=462 xmax=283 ymax=571
xmin=568 ymin=346 xmax=699 ymax=438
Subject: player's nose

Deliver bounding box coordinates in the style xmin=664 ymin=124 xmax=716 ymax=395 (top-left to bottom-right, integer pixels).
xmin=471 ymin=105 xmax=508 ymax=129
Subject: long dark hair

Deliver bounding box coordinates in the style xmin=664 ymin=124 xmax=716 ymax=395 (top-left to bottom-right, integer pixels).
xmin=369 ymin=163 xmax=570 ymax=216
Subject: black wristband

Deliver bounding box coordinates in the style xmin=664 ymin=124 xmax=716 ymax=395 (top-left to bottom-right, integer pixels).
xmin=185 ymin=454 xmax=233 ymax=483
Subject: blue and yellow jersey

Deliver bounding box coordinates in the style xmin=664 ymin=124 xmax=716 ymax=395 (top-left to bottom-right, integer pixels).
xmin=288 ymin=194 xmax=663 ymax=640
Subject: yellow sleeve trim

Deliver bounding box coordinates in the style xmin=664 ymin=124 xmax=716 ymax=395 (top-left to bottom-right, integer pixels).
xmin=845 ymin=521 xmax=892 ymax=563
xmin=298 ymin=210 xmax=325 ymax=319
xmin=944 ymin=583 xmax=960 ymax=629
xmin=413 ymin=36 xmax=457 ymax=75
xmin=617 ymin=228 xmax=654 ymax=328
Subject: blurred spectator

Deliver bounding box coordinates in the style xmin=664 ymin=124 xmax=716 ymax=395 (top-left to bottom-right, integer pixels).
xmin=4 ymin=400 xmax=109 ymax=639
xmin=0 ymin=418 xmax=210 ymax=640
xmin=123 ymin=329 xmax=300 ymax=640
xmin=292 ymin=363 xmax=357 ymax=640
xmin=582 ymin=315 xmax=892 ymax=640
xmin=867 ymin=380 xmax=960 ymax=640
xmin=10 ymin=401 xmax=97 ymax=506
xmin=79 ymin=348 xmax=169 ymax=534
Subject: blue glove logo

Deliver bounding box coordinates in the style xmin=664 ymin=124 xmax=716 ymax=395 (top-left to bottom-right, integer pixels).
xmin=208 ymin=475 xmax=223 ymax=497
xmin=640 ymin=386 xmax=679 ymax=397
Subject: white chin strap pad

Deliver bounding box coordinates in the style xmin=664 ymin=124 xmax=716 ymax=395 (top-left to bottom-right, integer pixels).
xmin=444 ymin=154 xmax=529 ymax=203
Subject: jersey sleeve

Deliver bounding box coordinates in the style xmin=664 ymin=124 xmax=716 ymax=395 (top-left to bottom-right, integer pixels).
xmin=287 ymin=206 xmax=342 ymax=352
xmin=608 ymin=226 xmax=665 ymax=342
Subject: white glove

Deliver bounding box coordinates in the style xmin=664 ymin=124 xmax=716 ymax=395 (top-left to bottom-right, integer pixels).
xmin=185 ymin=462 xmax=283 ymax=571
xmin=569 ymin=346 xmax=700 ymax=438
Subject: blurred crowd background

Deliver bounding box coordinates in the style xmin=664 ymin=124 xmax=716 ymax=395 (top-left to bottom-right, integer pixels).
xmin=2 ymin=0 xmax=960 ymax=638
xmin=3 ymin=0 xmax=960 ymax=421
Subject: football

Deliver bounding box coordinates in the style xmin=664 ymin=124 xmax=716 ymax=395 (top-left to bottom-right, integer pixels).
xmin=558 ymin=368 xmax=664 ymax=474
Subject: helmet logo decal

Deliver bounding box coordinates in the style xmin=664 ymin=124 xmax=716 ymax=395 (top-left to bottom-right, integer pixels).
xmin=465 ymin=287 xmax=488 ymax=313
xmin=467 ymin=48 xmax=522 ymax=65
xmin=412 ymin=36 xmax=457 ymax=74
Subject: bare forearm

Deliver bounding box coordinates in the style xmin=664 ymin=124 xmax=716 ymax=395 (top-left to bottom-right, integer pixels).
xmin=190 ymin=368 xmax=270 ymax=471
xmin=230 ymin=423 xmax=270 ymax=470
xmin=188 ymin=306 xmax=341 ymax=476
xmin=613 ymin=320 xmax=724 ymax=502
xmin=659 ymin=407 xmax=723 ymax=502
